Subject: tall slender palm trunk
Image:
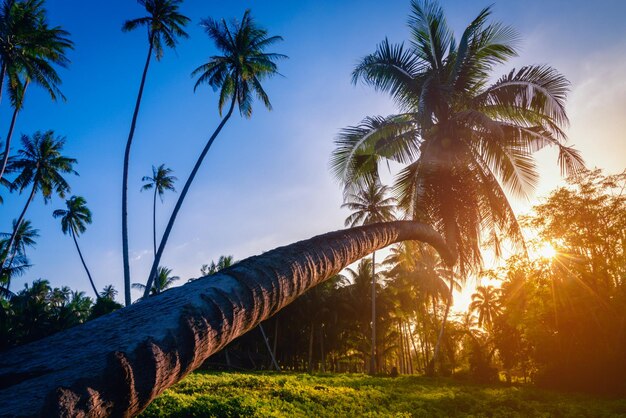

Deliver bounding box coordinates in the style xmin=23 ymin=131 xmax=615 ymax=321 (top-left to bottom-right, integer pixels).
xmin=258 ymin=323 xmax=280 ymax=371
xmin=0 ymin=82 xmax=27 ymax=183
xmin=307 ymin=322 xmax=315 ymax=373
xmin=4 ymin=247 xmax=18 ymax=292
xmin=370 ymin=250 xmax=376 ymax=374
xmin=152 ymin=187 xmax=157 ymax=257
xmin=151 ymin=186 xmax=160 ymax=294
xmin=122 ymin=43 xmax=153 ymax=307
xmin=0 ymin=63 xmax=6 ymax=104
xmin=430 ymin=270 xmax=455 ymax=375
xmin=143 ymin=94 xmax=238 ymax=297
xmin=0 ymin=181 xmax=36 ymax=267
xmin=71 ymin=228 xmax=99 ymax=299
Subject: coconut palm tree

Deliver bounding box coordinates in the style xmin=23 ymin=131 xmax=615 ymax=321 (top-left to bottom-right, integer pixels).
xmin=330 ymin=0 xmax=583 ymax=372
xmin=0 ymin=0 xmax=73 ymax=182
xmin=1 ymin=131 xmax=76 ymax=269
xmin=53 ymin=196 xmax=98 ymax=298
xmin=99 ymin=285 xmax=118 ymax=301
xmin=143 ymin=10 xmax=286 ymax=297
xmin=342 ymin=180 xmax=396 ymax=373
xmin=0 ymin=219 xmax=36 ymax=291
xmin=141 ymin=164 xmax=176 ymax=261
xmin=1 ymin=220 xmax=452 ymax=416
xmin=384 ymin=241 xmax=457 ymax=370
xmin=132 ymin=266 xmax=178 ymax=296
xmin=121 ymin=0 xmax=190 ymax=307
xmin=469 ymin=285 xmax=502 ymax=330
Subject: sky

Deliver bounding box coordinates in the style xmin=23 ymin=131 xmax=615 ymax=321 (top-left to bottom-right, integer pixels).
xmin=1 ymin=0 xmax=625 ymax=303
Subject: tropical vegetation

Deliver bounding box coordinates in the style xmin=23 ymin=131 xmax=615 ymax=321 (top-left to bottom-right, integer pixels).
xmin=141 ymin=372 xmax=626 ymax=418
xmin=330 ymin=0 xmax=584 ymax=373
xmin=0 ymin=0 xmax=623 ymax=416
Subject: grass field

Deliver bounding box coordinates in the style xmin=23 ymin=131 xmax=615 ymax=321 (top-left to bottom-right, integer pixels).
xmin=140 ymin=372 xmax=626 ymax=417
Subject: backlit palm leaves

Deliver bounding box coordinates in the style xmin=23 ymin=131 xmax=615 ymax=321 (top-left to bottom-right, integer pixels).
xmin=469 ymin=285 xmax=502 ymax=329
xmin=342 ymin=181 xmax=396 ymax=373
xmin=342 ymin=181 xmax=397 ymax=227
xmin=331 ymin=0 xmax=584 ymax=274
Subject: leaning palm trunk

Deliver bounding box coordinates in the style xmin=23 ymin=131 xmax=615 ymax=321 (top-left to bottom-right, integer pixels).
xmin=143 ymin=94 xmax=238 ymax=297
xmin=122 ymin=43 xmax=153 ymax=307
xmin=0 ymin=221 xmax=453 ymax=417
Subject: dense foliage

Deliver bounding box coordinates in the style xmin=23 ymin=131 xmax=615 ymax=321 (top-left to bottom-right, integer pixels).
xmin=0 ymin=279 xmax=122 ymax=350
xmin=202 ymin=170 xmax=625 ymax=395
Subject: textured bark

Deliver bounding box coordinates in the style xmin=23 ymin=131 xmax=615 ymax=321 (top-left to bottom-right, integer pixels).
xmin=0 ymin=221 xmax=453 ymax=417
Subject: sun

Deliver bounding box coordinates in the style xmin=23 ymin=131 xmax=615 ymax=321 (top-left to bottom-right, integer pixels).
xmin=538 ymin=242 xmax=557 ymax=259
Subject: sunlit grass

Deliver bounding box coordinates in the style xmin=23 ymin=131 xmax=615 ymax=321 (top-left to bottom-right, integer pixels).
xmin=141 ymin=372 xmax=626 ymax=417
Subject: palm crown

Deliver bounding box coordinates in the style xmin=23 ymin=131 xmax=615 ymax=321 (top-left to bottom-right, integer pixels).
xmin=331 ymin=0 xmax=584 ymax=273
xmin=122 ymin=0 xmax=189 ymax=60
xmin=9 ymin=131 xmax=77 ymax=202
xmin=0 ymin=0 xmax=73 ymax=106
xmin=53 ymin=196 xmax=92 ymax=237
xmin=141 ymin=164 xmax=176 ymax=200
xmin=132 ymin=266 xmax=179 ymax=295
xmin=469 ymin=285 xmax=502 ymax=329
xmin=1 ymin=218 xmax=38 ymax=255
xmin=191 ymin=9 xmax=287 ymax=117
xmin=342 ymin=181 xmax=397 ymax=227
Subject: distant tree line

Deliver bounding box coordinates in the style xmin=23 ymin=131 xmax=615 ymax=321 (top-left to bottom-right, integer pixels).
xmin=203 ymin=170 xmax=625 ymax=395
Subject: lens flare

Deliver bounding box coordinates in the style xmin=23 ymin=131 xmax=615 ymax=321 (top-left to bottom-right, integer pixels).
xmin=539 ymin=242 xmax=557 ymax=259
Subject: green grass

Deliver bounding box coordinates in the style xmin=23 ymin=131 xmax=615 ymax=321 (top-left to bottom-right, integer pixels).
xmin=141 ymin=371 xmax=626 ymax=417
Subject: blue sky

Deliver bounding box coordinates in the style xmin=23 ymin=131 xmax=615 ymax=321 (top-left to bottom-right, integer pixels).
xmin=1 ymin=0 xmax=625 ymax=301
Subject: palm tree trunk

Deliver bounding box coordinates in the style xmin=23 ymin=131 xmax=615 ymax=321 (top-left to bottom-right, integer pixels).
xmin=0 ymin=63 xmax=6 ymax=104
xmin=122 ymin=42 xmax=153 ymax=307
xmin=0 ymin=181 xmax=36 ymax=267
xmin=319 ymin=324 xmax=325 ymax=373
xmin=431 ymin=270 xmax=455 ymax=375
xmin=152 ymin=187 xmax=157 ymax=258
xmin=4 ymin=247 xmax=18 ymax=292
xmin=143 ymin=94 xmax=238 ymax=297
xmin=152 ymin=187 xmax=159 ymax=294
xmin=307 ymin=322 xmax=314 ymax=373
xmin=258 ymin=323 xmax=280 ymax=371
xmin=0 ymin=221 xmax=452 ymax=417
xmin=272 ymin=318 xmax=278 ymax=362
xmin=370 ymin=250 xmax=376 ymax=374
xmin=409 ymin=322 xmax=420 ymax=372
xmin=0 ymin=102 xmax=20 ymax=183
xmin=0 ymin=80 xmax=28 ymax=184
xmin=71 ymin=228 xmax=99 ymax=299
